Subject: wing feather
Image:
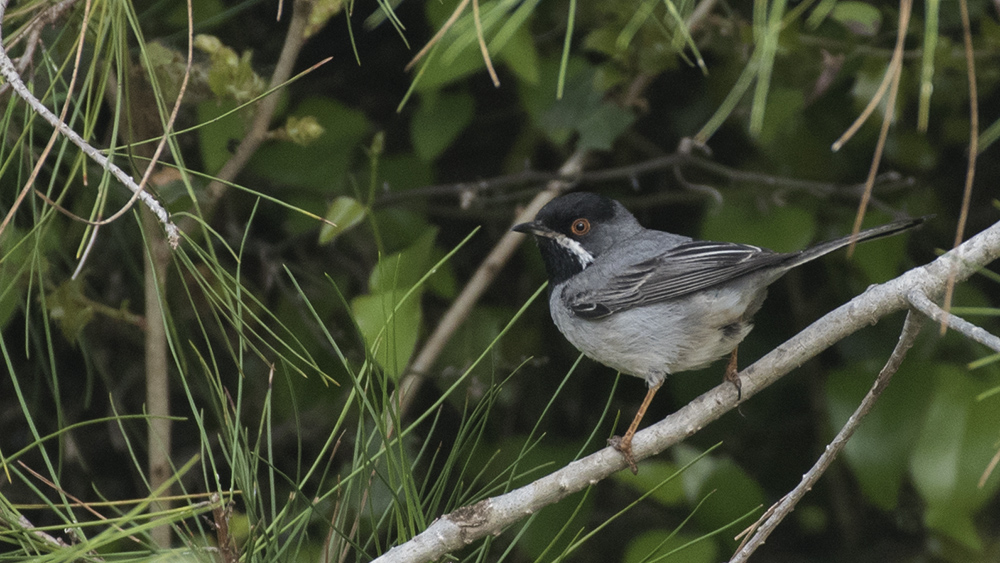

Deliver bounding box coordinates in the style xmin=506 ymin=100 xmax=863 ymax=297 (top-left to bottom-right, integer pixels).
xmin=569 ymin=241 xmax=791 ymax=318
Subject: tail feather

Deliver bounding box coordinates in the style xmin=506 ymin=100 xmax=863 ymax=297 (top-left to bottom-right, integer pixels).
xmin=786 ymin=216 xmax=929 ymax=269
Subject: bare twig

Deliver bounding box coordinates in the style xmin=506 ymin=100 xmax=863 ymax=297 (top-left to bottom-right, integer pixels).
xmin=372 ymin=217 xmax=1000 ymax=563
xmin=908 ymin=291 xmax=1000 ymax=353
xmin=0 ymin=0 xmax=80 ymax=96
xmin=211 ymin=493 xmax=238 ymax=563
xmin=0 ymin=0 xmax=180 ymax=247
xmin=941 ymin=0 xmax=980 ymax=334
xmin=18 ymin=460 xmax=138 ymax=549
xmin=16 ymin=515 xmax=69 ymax=549
xmin=59 ymin=0 xmax=194 ymax=279
xmin=729 ymin=310 xmax=925 ymax=562
xmin=2 ymin=0 xmax=94 ymax=255
xmin=376 ymin=152 xmax=913 ymax=208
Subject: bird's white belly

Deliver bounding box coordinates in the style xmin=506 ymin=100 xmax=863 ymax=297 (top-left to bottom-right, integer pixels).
xmin=549 ymin=287 xmax=759 ymax=386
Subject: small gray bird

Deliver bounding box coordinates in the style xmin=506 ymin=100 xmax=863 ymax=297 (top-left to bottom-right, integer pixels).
xmin=513 ymin=192 xmax=924 ymax=473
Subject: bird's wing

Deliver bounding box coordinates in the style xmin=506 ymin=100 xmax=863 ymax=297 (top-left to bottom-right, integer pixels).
xmin=568 ymin=241 xmax=790 ymax=319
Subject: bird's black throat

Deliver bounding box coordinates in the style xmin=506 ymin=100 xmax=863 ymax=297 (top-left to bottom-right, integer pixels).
xmin=535 ymin=237 xmax=589 ymax=285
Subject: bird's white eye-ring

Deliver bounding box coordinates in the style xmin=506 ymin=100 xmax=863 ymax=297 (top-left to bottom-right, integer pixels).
xmin=571 ymin=218 xmax=591 ymax=236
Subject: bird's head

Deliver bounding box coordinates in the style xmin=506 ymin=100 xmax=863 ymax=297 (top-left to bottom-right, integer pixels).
xmin=513 ymin=192 xmax=641 ymax=284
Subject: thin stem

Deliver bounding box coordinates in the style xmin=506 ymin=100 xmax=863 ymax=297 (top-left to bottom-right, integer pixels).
xmin=729 ymin=311 xmax=924 ymax=562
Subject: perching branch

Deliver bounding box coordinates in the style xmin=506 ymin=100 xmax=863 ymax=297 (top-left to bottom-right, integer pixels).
xmin=374 ymin=218 xmax=1000 ymax=563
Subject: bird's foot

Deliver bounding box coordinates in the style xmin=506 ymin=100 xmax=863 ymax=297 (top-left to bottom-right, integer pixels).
xmin=608 ymin=435 xmax=639 ymax=475
xmin=724 ymin=347 xmax=742 ymax=401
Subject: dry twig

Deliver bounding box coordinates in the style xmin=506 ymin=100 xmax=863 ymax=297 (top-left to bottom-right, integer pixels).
xmin=729 ymin=310 xmax=924 ymax=561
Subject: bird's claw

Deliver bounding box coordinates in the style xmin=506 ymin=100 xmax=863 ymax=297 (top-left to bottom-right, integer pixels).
xmin=724 ymin=368 xmax=742 ymax=400
xmin=608 ymin=435 xmax=639 ymax=475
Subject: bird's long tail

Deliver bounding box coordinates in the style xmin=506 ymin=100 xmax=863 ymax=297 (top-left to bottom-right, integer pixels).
xmin=785 ymin=216 xmax=928 ymax=269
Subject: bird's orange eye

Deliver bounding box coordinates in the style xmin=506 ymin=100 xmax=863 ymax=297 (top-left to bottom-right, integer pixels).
xmin=571 ymin=218 xmax=591 ymax=236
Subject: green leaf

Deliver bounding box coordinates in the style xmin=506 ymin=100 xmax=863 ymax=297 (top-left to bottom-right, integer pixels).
xmin=424 ymin=247 xmax=457 ymax=299
xmin=688 ymin=461 xmax=765 ymax=546
xmin=142 ymin=41 xmax=191 ymax=104
xmin=379 ymin=154 xmax=435 ymax=193
xmin=368 ymin=229 xmax=437 ymax=293
xmin=497 ymin=24 xmax=540 ymax=84
xmin=305 ymin=0 xmax=344 ymax=38
xmin=675 ymin=446 xmax=764 ymax=548
xmin=351 ymin=290 xmax=422 ymax=381
xmin=575 ymin=101 xmax=636 ymax=151
xmin=318 ymin=196 xmax=367 ymax=245
xmin=910 ymin=364 xmax=1000 ymax=550
xmin=520 ymin=57 xmax=635 ymax=150
xmin=249 ymin=97 xmax=370 ymax=193
xmin=197 ymin=99 xmax=245 ymax=174
xmin=412 ymin=0 xmax=540 ymax=91
xmin=350 ymin=229 xmax=439 ymax=380
xmin=830 ymin=1 xmax=882 ymax=36
xmin=194 ymin=34 xmax=267 ymax=103
xmin=411 ymin=91 xmax=475 ymax=161
xmin=277 ymin=115 xmax=326 ymax=146
xmin=167 ymin=0 xmax=223 ymax=28
xmin=371 ymin=208 xmax=435 ymax=253
xmin=700 ymin=203 xmax=816 ymax=253
xmin=46 ymin=279 xmax=95 ymax=344
xmin=757 ymin=87 xmax=804 ymax=146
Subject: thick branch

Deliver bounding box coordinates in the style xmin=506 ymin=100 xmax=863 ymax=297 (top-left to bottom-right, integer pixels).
xmin=375 ymin=219 xmax=1000 ymax=563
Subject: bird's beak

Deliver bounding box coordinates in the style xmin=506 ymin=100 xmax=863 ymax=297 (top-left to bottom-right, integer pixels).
xmin=512 ymin=221 xmax=555 ymax=237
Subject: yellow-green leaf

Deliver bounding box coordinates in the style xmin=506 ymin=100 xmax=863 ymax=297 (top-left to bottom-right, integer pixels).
xmin=319 ymin=196 xmax=367 ymax=245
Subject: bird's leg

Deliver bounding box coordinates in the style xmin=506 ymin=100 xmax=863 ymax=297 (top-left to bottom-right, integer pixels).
xmin=610 ymin=379 xmax=664 ymax=475
xmin=724 ymin=346 xmax=742 ymax=400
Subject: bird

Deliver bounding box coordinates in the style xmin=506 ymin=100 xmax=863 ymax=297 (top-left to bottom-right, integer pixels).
xmin=512 ymin=192 xmax=925 ymax=473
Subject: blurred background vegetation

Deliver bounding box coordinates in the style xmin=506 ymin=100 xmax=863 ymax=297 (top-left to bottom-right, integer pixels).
xmin=1 ymin=0 xmax=999 ymax=561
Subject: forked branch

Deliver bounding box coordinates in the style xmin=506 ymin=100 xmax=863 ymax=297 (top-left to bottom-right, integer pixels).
xmin=375 ymin=218 xmax=1000 ymax=563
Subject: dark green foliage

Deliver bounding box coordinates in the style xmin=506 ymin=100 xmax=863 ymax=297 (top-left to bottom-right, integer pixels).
xmin=2 ymin=0 xmax=1000 ymax=562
